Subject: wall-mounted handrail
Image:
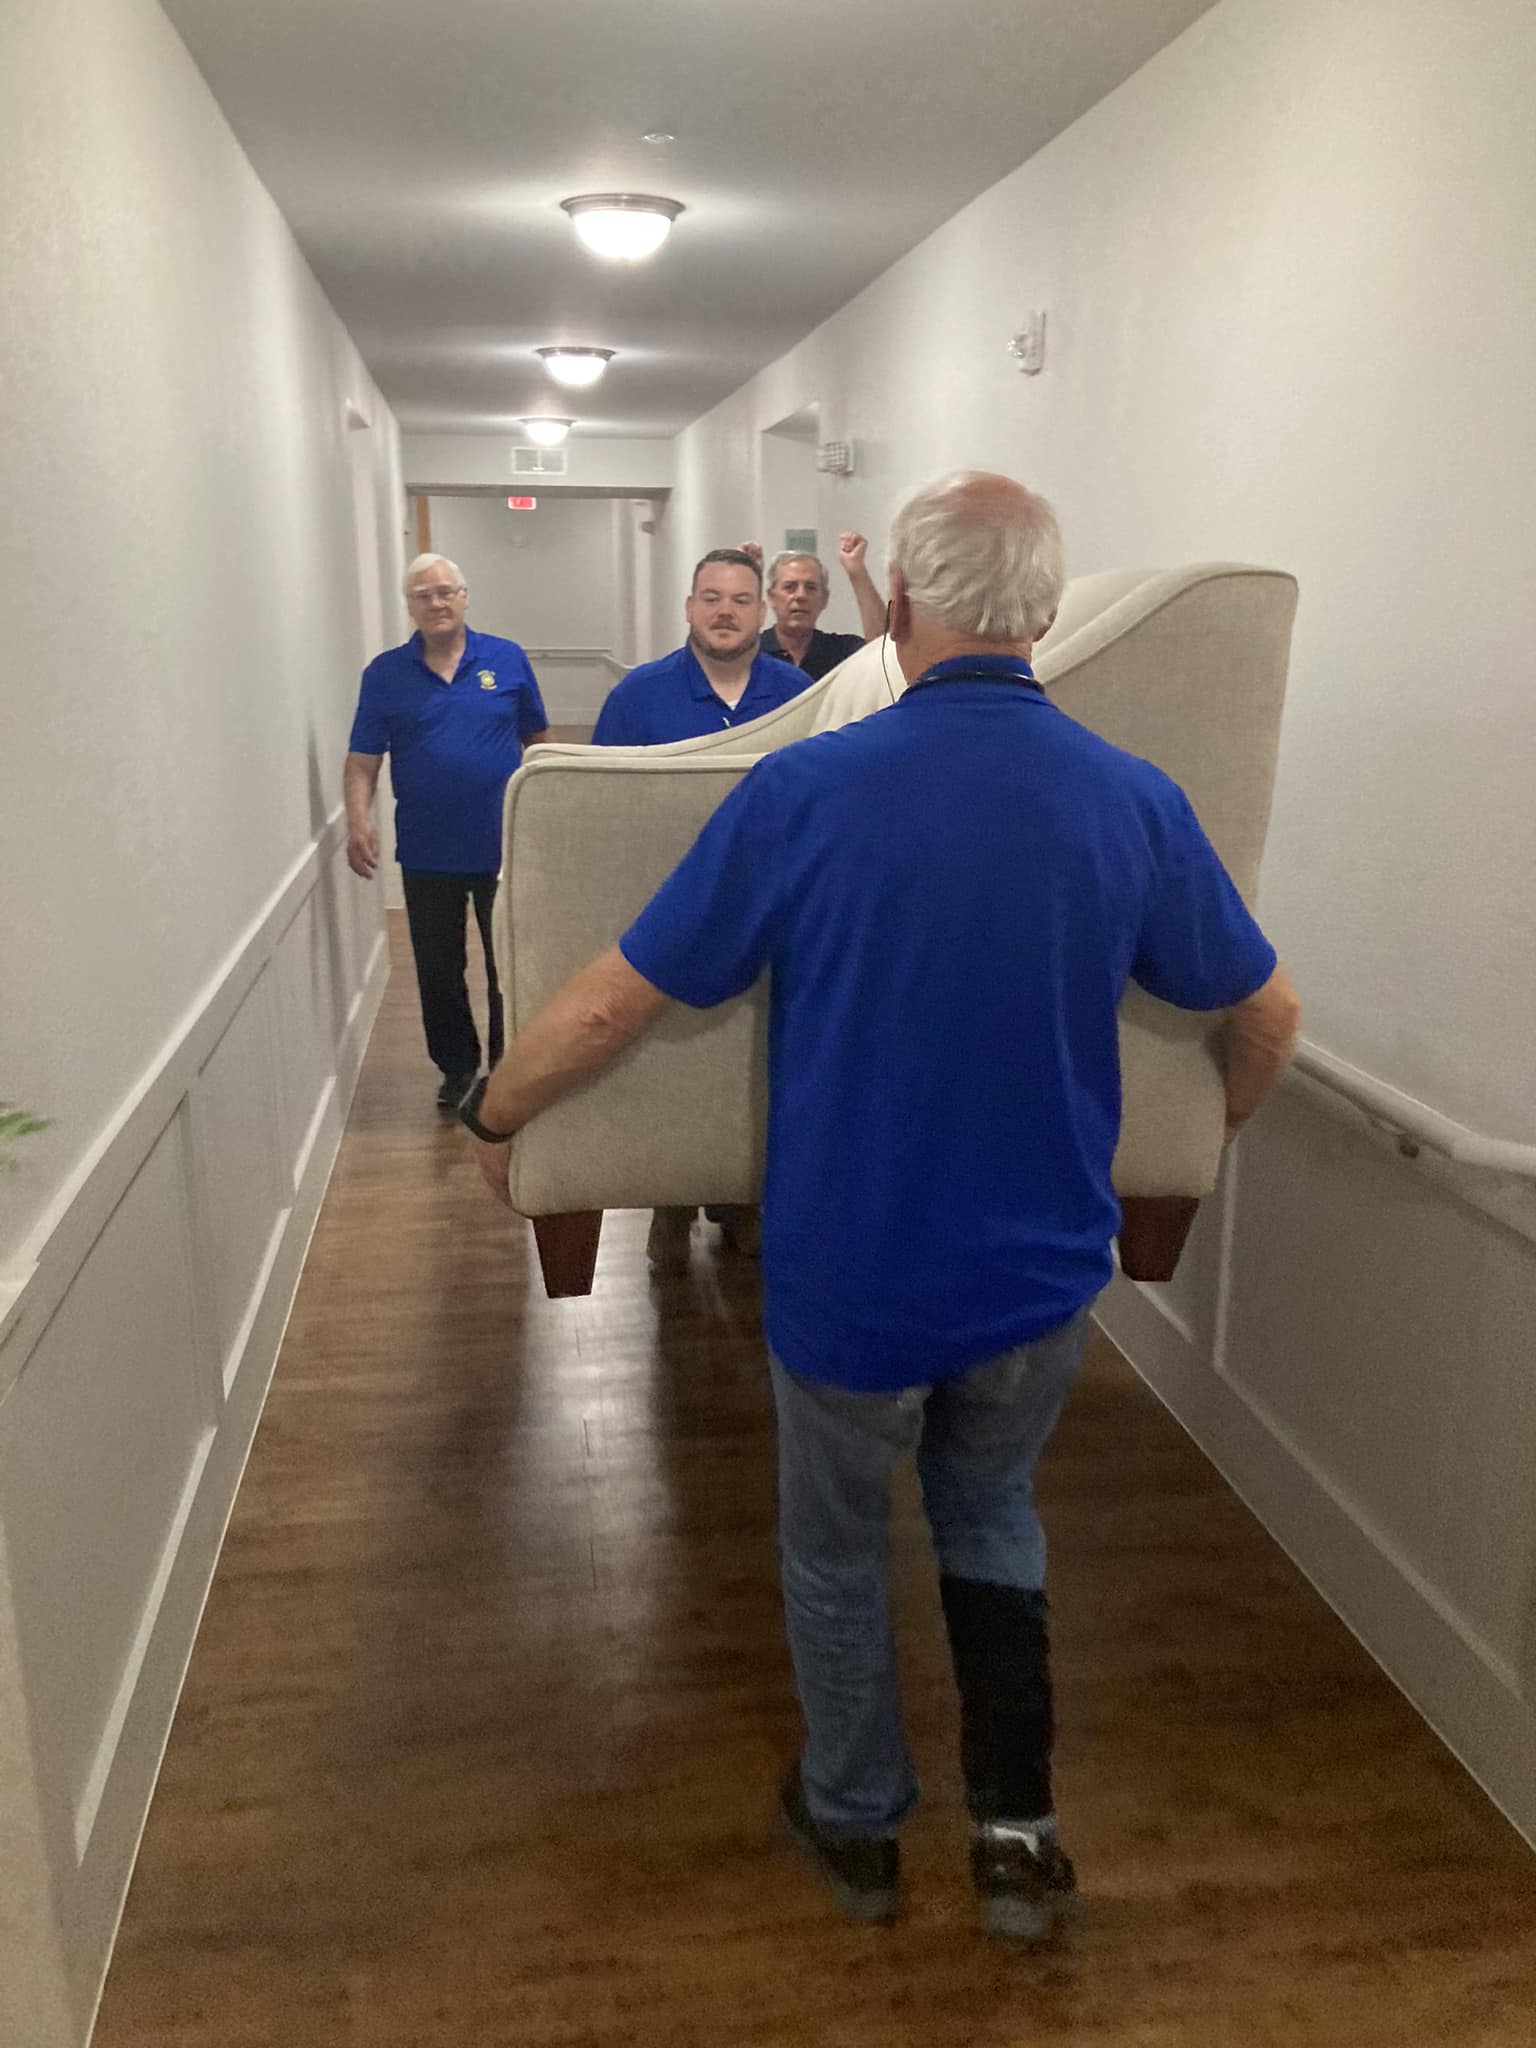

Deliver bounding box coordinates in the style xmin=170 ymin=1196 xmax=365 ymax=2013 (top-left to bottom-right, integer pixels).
xmin=1292 ymin=1040 xmax=1536 ymax=1181
xmin=521 ymin=646 xmax=629 ymax=679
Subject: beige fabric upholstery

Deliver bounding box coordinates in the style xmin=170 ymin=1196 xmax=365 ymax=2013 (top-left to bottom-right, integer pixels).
xmin=496 ymin=564 xmax=1297 ymax=1216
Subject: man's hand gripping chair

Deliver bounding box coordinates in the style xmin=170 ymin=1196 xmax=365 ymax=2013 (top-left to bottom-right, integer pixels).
xmin=493 ymin=564 xmax=1297 ymax=1297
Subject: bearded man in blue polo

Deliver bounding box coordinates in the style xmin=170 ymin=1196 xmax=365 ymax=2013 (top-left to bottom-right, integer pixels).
xmin=464 ymin=475 xmax=1299 ymax=1936
xmin=344 ymin=553 xmax=549 ymax=1110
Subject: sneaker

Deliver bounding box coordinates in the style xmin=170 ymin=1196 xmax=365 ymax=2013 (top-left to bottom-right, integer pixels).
xmin=436 ymin=1071 xmax=476 ymax=1112
xmin=780 ymin=1767 xmax=899 ymax=1924
xmin=970 ymin=1822 xmax=1077 ymax=1941
xmin=646 ymin=1207 xmax=695 ymax=1272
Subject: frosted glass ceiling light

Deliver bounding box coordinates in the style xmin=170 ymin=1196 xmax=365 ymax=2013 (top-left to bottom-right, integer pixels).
xmin=560 ymin=193 xmax=683 ymax=262
xmin=518 ymin=417 xmax=573 ymax=447
xmin=536 ymin=346 xmax=615 ymax=389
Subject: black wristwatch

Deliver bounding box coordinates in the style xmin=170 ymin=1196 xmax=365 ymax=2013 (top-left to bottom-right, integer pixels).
xmin=458 ymin=1075 xmax=518 ymax=1144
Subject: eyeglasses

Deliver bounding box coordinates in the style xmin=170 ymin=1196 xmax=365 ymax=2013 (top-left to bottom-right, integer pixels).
xmin=407 ymin=584 xmax=465 ymax=604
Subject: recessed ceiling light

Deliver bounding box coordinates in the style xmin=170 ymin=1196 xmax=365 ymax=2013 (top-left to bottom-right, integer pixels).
xmin=535 ymin=346 xmax=616 ymax=389
xmin=560 ymin=193 xmax=683 ymax=262
xmin=517 ymin=417 xmax=573 ymax=447
xmin=642 ymin=131 xmax=675 ymax=146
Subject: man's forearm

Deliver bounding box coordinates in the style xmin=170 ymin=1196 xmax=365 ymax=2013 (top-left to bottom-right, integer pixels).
xmin=846 ymin=567 xmax=887 ymax=642
xmin=1221 ymin=965 xmax=1301 ymax=1135
xmin=343 ymin=751 xmax=381 ymax=825
xmin=480 ymin=946 xmax=670 ymax=1134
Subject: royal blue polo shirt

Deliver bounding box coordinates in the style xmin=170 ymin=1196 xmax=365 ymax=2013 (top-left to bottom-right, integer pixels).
xmin=590 ymin=642 xmax=812 ymax=746
xmin=620 ymin=655 xmax=1277 ymax=1393
xmin=348 ymin=629 xmax=547 ymax=873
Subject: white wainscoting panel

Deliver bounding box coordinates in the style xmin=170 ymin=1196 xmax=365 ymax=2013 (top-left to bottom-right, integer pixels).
xmin=0 ymin=1115 xmax=208 ymax=1845
xmin=1096 ymin=1080 xmax=1536 ymax=1851
xmin=1221 ymin=1089 xmax=1536 ymax=1674
xmin=269 ymin=891 xmax=340 ymax=1196
xmin=0 ymin=816 xmax=388 ymax=2046
xmin=187 ymin=977 xmax=288 ymax=1394
xmin=0 ymin=1517 xmax=76 ymax=2048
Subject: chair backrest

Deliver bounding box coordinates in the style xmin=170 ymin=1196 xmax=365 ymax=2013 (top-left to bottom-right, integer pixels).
xmin=496 ymin=563 xmax=1297 ymax=1216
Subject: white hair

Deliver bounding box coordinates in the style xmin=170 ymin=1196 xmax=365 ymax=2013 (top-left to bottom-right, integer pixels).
xmin=766 ymin=550 xmax=828 ymax=591
xmin=403 ymin=552 xmax=465 ymax=594
xmin=888 ymin=471 xmax=1064 ymax=641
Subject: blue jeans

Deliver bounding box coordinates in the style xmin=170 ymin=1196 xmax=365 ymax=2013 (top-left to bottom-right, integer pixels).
xmin=769 ymin=1309 xmax=1091 ymax=1839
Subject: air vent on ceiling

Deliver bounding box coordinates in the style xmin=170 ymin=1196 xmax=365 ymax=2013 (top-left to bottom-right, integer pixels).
xmin=512 ymin=446 xmax=569 ymax=477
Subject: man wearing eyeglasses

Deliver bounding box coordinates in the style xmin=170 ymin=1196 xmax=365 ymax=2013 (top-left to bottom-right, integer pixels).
xmin=344 ymin=553 xmax=550 ymax=1111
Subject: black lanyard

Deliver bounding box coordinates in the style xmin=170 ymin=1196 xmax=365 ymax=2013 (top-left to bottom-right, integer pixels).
xmin=905 ymin=654 xmax=1042 ymax=696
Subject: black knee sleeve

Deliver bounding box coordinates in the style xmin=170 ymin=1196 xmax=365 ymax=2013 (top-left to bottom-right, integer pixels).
xmin=939 ymin=1574 xmax=1054 ymax=1822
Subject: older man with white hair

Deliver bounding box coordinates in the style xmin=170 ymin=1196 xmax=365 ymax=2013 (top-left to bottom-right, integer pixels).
xmin=345 ymin=553 xmax=549 ymax=1109
xmin=460 ymin=473 xmax=1299 ymax=1934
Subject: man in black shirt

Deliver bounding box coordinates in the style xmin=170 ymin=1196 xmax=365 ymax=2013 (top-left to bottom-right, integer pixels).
xmin=751 ymin=535 xmax=887 ymax=680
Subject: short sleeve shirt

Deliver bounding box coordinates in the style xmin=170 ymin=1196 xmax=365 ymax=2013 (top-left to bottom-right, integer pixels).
xmin=590 ymin=643 xmax=813 ymax=746
xmin=619 ymin=655 xmax=1276 ymax=1392
xmin=348 ymin=629 xmax=547 ymax=872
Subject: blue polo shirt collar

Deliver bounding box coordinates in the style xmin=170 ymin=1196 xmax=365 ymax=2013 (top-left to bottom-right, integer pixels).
xmin=411 ymin=627 xmax=487 ymax=685
xmin=683 ymin=644 xmax=724 ymax=700
xmin=683 ymin=643 xmax=788 ymax=713
xmin=905 ymin=652 xmax=1041 ymax=694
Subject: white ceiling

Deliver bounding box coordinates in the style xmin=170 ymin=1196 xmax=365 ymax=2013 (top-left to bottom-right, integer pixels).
xmin=162 ymin=0 xmax=1216 ymax=439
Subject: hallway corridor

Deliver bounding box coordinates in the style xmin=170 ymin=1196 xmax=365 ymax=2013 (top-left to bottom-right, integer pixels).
xmin=93 ymin=917 xmax=1536 ymax=2047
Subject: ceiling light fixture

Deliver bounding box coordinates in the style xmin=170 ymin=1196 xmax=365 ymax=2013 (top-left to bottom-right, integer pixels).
xmin=517 ymin=417 xmax=573 ymax=447
xmin=535 ymin=346 xmax=616 ymax=389
xmin=560 ymin=193 xmax=683 ymax=263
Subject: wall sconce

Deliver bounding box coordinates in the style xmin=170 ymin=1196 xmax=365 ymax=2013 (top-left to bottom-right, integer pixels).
xmin=1008 ymin=312 xmax=1047 ymax=375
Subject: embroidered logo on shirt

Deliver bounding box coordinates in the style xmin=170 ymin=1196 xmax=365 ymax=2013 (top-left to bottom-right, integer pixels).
xmin=478 ymin=670 xmax=497 ymax=690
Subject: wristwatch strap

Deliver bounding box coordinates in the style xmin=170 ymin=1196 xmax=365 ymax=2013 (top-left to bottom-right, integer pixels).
xmin=458 ymin=1075 xmax=517 ymax=1145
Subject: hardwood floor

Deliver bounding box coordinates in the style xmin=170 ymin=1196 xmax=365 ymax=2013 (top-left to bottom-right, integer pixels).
xmin=94 ymin=913 xmax=1536 ymax=2046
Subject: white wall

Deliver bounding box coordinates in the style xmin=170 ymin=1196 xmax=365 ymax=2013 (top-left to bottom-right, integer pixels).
xmin=404 ymin=432 xmax=674 ymax=494
xmin=610 ymin=499 xmax=637 ymax=668
xmin=759 ymin=430 xmax=817 ymax=557
xmin=428 ymin=492 xmax=615 ymax=651
xmin=0 ymin=0 xmax=403 ymax=2038
xmin=759 ymin=429 xmax=841 ymax=614
xmin=426 ymin=493 xmax=621 ymax=723
xmin=659 ymin=0 xmax=1536 ymax=1840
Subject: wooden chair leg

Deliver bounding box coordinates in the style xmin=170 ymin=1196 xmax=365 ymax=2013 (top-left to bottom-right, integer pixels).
xmin=1116 ymin=1196 xmax=1201 ymax=1283
xmin=530 ymin=1211 xmax=604 ymax=1298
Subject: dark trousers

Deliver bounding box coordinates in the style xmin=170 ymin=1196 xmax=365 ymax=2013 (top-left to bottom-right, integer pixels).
xmin=400 ymin=870 xmax=504 ymax=1080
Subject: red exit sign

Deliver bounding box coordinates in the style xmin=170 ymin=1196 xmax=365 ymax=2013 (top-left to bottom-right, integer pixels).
xmin=506 ymin=495 xmax=538 ymax=511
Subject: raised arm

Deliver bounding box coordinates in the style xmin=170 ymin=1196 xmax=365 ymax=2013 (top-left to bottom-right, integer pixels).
xmin=838 ymin=532 xmax=888 ymax=641
xmin=343 ymin=751 xmax=383 ymax=879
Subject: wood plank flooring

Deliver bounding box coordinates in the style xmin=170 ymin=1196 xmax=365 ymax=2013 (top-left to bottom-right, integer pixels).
xmin=95 ymin=913 xmax=1536 ymax=2046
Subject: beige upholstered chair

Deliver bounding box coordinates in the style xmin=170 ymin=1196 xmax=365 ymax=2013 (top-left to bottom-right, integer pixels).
xmin=494 ymin=564 xmax=1297 ymax=1295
